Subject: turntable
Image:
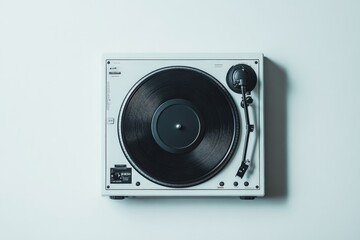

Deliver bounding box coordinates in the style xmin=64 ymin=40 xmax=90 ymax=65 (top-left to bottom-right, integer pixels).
xmin=103 ymin=53 xmax=264 ymax=199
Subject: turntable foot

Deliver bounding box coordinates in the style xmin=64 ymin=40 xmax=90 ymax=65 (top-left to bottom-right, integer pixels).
xmin=109 ymin=196 xmax=126 ymax=200
xmin=240 ymin=196 xmax=256 ymax=200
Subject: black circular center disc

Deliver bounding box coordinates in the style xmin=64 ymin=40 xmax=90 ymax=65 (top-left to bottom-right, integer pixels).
xmin=151 ymin=99 xmax=203 ymax=154
xmin=119 ymin=66 xmax=240 ymax=188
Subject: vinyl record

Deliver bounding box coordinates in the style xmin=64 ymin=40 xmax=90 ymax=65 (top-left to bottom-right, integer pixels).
xmin=119 ymin=66 xmax=240 ymax=188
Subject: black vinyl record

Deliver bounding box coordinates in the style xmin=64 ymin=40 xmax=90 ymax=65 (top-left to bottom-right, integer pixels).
xmin=119 ymin=66 xmax=240 ymax=188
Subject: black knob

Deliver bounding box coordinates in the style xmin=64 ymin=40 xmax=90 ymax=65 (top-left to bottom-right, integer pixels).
xmin=226 ymin=64 xmax=257 ymax=93
xmin=233 ymin=69 xmax=249 ymax=86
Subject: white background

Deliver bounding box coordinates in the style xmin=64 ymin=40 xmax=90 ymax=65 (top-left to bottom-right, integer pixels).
xmin=1 ymin=0 xmax=360 ymax=239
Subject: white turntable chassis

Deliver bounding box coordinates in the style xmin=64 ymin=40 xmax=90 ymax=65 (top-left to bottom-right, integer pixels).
xmin=103 ymin=53 xmax=264 ymax=197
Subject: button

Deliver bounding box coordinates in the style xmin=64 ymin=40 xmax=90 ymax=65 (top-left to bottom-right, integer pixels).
xmin=233 ymin=182 xmax=238 ymax=187
xmin=219 ymin=181 xmax=224 ymax=187
xmin=244 ymin=181 xmax=249 ymax=187
xmin=107 ymin=118 xmax=115 ymax=124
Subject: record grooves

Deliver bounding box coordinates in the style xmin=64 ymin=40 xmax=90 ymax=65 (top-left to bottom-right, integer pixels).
xmin=119 ymin=66 xmax=240 ymax=188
